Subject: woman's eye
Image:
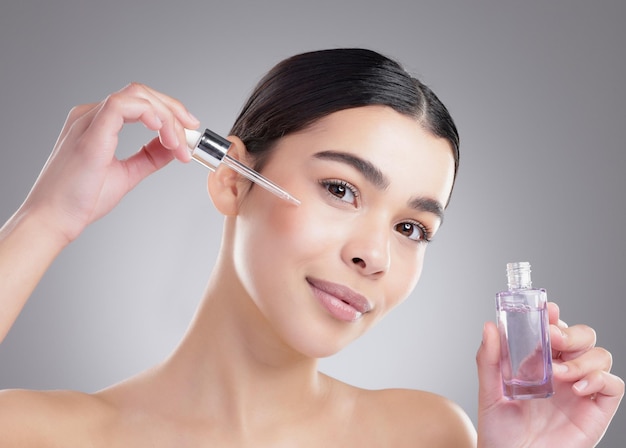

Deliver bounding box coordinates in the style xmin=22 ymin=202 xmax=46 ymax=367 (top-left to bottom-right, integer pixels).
xmin=395 ymin=222 xmax=429 ymax=242
xmin=321 ymin=180 xmax=359 ymax=206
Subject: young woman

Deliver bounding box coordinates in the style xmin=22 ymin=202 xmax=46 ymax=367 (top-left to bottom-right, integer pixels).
xmin=0 ymin=49 xmax=622 ymax=447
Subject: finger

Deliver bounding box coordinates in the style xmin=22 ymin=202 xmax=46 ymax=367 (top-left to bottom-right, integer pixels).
xmin=553 ymin=346 xmax=613 ymax=382
xmin=572 ymin=370 xmax=625 ymax=406
xmin=139 ymin=83 xmax=200 ymax=128
xmin=550 ymin=324 xmax=597 ymax=361
xmin=476 ymin=322 xmax=504 ymax=408
xmin=81 ymin=94 xmax=168 ymax=164
xmin=548 ymin=301 xmax=569 ymax=326
xmin=117 ymin=83 xmax=197 ymax=161
xmin=171 ymin=118 xmax=191 ymax=162
xmin=67 ymin=84 xmax=196 ymax=166
xmin=547 ymin=302 xmax=571 ymax=359
xmin=548 ymin=301 xmax=560 ymax=325
xmin=121 ymin=137 xmax=175 ymax=189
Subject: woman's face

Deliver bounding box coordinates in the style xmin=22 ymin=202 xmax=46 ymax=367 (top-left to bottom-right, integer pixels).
xmin=232 ymin=105 xmax=455 ymax=358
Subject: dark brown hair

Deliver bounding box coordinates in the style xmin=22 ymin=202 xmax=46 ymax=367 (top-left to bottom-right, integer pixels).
xmin=230 ymin=48 xmax=460 ymax=200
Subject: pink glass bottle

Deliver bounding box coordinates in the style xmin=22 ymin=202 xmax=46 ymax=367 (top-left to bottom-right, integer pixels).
xmin=496 ymin=262 xmax=554 ymax=399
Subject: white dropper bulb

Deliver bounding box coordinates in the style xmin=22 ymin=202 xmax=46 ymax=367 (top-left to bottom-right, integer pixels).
xmin=184 ymin=129 xmax=202 ymax=149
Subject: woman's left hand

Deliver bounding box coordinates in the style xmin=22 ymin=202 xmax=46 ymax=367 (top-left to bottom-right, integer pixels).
xmin=476 ymin=302 xmax=624 ymax=448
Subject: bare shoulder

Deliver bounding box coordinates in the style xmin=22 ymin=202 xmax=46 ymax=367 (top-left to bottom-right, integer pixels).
xmin=354 ymin=387 xmax=477 ymax=447
xmin=0 ymin=388 xmax=114 ymax=446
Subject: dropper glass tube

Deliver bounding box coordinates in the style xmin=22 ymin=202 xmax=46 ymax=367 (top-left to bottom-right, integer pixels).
xmin=185 ymin=128 xmax=300 ymax=206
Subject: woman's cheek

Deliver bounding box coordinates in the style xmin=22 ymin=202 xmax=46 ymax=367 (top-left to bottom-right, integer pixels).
xmin=380 ymin=245 xmax=426 ymax=313
xmin=266 ymin=199 xmax=339 ymax=255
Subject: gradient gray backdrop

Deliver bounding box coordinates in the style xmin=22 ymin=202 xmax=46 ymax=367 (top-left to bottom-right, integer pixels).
xmin=1 ymin=0 xmax=624 ymax=445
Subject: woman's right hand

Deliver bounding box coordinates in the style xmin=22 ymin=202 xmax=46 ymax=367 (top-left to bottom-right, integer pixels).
xmin=19 ymin=82 xmax=200 ymax=245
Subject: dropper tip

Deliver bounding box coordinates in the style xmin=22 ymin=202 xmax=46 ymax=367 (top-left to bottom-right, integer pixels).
xmin=286 ymin=195 xmax=301 ymax=206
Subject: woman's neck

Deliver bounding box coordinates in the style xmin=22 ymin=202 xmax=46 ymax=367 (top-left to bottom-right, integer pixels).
xmin=156 ymin=248 xmax=328 ymax=430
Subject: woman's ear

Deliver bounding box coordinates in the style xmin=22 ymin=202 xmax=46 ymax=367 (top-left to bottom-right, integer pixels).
xmin=207 ymin=135 xmax=249 ymax=216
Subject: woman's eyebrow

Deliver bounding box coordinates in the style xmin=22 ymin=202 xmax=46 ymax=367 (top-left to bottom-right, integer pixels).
xmin=312 ymin=150 xmax=390 ymax=189
xmin=313 ymin=150 xmax=445 ymax=223
xmin=409 ymin=196 xmax=445 ymax=224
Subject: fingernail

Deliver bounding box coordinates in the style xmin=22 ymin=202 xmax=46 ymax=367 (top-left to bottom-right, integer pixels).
xmin=553 ymin=363 xmax=568 ymax=374
xmin=574 ymin=379 xmax=588 ymax=392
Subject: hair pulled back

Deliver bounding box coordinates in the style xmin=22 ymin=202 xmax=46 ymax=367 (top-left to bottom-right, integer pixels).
xmin=230 ymin=48 xmax=460 ymax=193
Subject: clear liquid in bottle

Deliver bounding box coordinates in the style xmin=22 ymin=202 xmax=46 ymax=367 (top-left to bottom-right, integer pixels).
xmin=496 ymin=262 xmax=554 ymax=399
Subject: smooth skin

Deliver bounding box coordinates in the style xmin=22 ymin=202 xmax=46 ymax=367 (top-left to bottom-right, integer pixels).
xmin=0 ymin=84 xmax=622 ymax=447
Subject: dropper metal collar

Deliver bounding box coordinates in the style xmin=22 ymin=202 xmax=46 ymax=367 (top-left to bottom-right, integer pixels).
xmin=186 ymin=128 xmax=230 ymax=170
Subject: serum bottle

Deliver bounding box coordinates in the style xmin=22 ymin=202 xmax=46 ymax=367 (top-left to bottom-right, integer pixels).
xmin=496 ymin=262 xmax=554 ymax=399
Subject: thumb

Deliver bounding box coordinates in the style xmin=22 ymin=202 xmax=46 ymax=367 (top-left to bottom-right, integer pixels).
xmin=122 ymin=137 xmax=175 ymax=189
xmin=477 ymin=321 xmax=504 ymax=408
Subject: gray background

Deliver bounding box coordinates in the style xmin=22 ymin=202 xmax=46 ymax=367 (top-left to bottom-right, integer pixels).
xmin=1 ymin=0 xmax=624 ymax=445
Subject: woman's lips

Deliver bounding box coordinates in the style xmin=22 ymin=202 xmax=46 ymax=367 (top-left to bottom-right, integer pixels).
xmin=306 ymin=277 xmax=373 ymax=322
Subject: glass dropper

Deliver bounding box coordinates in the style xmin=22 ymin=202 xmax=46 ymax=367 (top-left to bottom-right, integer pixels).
xmin=185 ymin=128 xmax=301 ymax=206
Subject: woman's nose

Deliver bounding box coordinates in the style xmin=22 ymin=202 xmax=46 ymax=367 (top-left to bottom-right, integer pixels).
xmin=341 ymin=223 xmax=391 ymax=277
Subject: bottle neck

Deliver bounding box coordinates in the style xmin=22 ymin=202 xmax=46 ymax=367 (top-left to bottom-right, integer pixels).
xmin=506 ymin=262 xmax=532 ymax=290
